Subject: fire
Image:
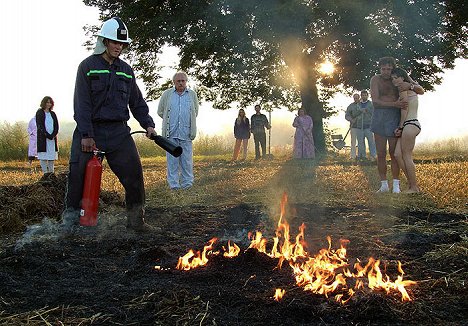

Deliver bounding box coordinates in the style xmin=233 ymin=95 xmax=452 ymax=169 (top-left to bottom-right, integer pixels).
xmin=170 ymin=192 xmax=416 ymax=303
xmin=274 ymin=288 xmax=286 ymax=301
xmin=223 ymin=240 xmax=240 ymax=258
xmin=348 ymin=258 xmax=417 ymax=302
xmin=176 ymin=238 xmax=218 ymax=271
xmin=249 ymin=193 xmax=308 ymax=269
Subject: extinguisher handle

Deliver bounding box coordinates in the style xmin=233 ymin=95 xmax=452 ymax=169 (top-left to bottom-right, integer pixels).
xmin=92 ymin=149 xmax=105 ymax=163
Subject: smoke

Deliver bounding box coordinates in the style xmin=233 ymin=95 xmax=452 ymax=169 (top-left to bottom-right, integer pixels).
xmin=15 ymin=217 xmax=61 ymax=251
xmin=14 ymin=212 xmax=135 ymax=251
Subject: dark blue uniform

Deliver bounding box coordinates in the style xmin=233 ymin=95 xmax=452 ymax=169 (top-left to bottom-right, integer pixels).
xmin=66 ymin=54 xmax=155 ymax=213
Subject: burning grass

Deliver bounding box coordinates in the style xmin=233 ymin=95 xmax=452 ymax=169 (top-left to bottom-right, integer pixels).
xmin=0 ymin=154 xmax=466 ymax=325
xmin=174 ymin=193 xmax=417 ymax=304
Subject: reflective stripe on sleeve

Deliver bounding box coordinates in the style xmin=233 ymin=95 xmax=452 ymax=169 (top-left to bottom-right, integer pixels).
xmin=87 ymin=70 xmax=110 ymax=76
xmin=116 ymin=72 xmax=133 ymax=79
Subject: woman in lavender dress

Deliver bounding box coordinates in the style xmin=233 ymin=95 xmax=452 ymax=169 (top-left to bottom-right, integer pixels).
xmin=27 ymin=116 xmax=37 ymax=168
xmin=292 ymin=109 xmax=315 ymax=159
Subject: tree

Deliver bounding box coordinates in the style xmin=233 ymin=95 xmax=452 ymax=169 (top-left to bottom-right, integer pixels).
xmin=84 ymin=0 xmax=467 ymax=152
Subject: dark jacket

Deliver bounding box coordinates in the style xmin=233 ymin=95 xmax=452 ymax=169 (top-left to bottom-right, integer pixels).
xmin=74 ymin=54 xmax=155 ymax=138
xmin=35 ymin=109 xmax=59 ymax=153
xmin=250 ymin=113 xmax=270 ymax=134
xmin=234 ymin=118 xmax=250 ymax=139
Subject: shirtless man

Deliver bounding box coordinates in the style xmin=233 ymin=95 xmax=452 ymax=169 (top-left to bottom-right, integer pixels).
xmin=370 ymin=57 xmax=424 ymax=193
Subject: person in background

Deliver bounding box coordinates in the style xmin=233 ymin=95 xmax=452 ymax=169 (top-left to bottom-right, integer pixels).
xmin=158 ymin=71 xmax=199 ymax=190
xmin=370 ymin=56 xmax=424 ymax=193
xmin=344 ymin=94 xmax=361 ymax=160
xmin=35 ymin=96 xmax=59 ymax=175
xmin=357 ymin=90 xmax=377 ymax=160
xmin=27 ymin=115 xmax=37 ymax=169
xmin=392 ymin=67 xmax=424 ymax=193
xmin=232 ymin=109 xmax=250 ymax=161
xmin=62 ymin=17 xmax=156 ymax=233
xmin=292 ymin=108 xmax=315 ymax=159
xmin=250 ymin=104 xmax=271 ymax=160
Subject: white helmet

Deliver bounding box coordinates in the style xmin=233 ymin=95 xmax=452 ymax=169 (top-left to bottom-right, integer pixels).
xmin=93 ymin=17 xmax=132 ymax=55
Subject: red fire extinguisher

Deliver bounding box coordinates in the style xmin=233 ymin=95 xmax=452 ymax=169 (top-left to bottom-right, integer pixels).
xmin=80 ymin=151 xmax=104 ymax=226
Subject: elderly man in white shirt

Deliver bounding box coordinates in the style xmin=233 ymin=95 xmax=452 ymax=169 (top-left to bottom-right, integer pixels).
xmin=158 ymin=71 xmax=199 ymax=189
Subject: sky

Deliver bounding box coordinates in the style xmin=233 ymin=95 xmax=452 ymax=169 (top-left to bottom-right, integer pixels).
xmin=1 ymin=0 xmax=466 ymax=145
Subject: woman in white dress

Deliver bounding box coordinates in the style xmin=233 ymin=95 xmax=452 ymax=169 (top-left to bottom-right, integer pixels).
xmin=35 ymin=96 xmax=59 ymax=174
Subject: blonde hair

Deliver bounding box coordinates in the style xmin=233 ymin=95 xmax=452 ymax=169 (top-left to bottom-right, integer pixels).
xmin=236 ymin=109 xmax=246 ymax=125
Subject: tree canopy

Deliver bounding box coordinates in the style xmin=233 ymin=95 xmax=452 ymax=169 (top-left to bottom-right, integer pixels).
xmin=84 ymin=0 xmax=467 ymax=151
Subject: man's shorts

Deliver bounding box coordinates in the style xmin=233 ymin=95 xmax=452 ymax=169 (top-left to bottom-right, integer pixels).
xmin=371 ymin=107 xmax=400 ymax=137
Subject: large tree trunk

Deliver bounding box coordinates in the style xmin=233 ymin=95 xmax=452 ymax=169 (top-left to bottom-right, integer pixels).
xmin=300 ymin=72 xmax=326 ymax=153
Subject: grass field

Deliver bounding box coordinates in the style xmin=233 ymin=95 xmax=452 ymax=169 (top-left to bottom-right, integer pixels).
xmin=1 ymin=149 xmax=466 ymax=213
xmin=0 ymin=147 xmax=467 ymax=325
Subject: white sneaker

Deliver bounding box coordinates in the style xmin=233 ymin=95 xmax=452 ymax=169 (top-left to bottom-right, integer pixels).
xmin=392 ymin=186 xmax=401 ymax=194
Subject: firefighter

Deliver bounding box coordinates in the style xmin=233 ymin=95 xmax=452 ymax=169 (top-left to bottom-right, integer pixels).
xmin=62 ymin=17 xmax=157 ymax=232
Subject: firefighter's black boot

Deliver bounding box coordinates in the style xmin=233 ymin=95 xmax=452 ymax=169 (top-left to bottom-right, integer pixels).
xmin=126 ymin=207 xmax=157 ymax=233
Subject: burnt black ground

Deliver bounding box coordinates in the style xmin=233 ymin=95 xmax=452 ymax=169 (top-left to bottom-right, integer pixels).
xmin=1 ymin=200 xmax=467 ymax=325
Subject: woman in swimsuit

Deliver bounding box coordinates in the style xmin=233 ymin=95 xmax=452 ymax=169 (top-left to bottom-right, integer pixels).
xmin=391 ymin=67 xmax=424 ymax=193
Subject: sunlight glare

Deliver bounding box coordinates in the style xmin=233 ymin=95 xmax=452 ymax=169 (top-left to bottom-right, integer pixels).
xmin=318 ymin=61 xmax=335 ymax=75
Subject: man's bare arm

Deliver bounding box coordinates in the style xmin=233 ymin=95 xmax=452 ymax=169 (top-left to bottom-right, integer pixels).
xmin=398 ymin=79 xmax=425 ymax=95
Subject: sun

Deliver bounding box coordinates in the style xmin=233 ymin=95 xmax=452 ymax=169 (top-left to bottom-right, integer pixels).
xmin=318 ymin=61 xmax=335 ymax=75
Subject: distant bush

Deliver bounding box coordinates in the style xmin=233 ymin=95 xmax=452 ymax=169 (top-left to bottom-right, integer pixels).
xmin=415 ymin=136 xmax=468 ymax=158
xmin=5 ymin=119 xmax=463 ymax=162
xmin=193 ymin=133 xmax=231 ymax=156
xmin=132 ymin=133 xmax=233 ymax=158
xmin=0 ymin=123 xmax=233 ymax=161
xmin=0 ymin=121 xmax=73 ymax=162
xmin=134 ymin=134 xmax=166 ymax=157
xmin=0 ymin=122 xmax=29 ymax=161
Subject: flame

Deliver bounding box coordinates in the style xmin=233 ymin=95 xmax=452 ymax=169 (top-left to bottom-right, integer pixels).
xmin=223 ymin=240 xmax=241 ymax=258
xmin=274 ymin=288 xmax=286 ymax=301
xmin=288 ymin=236 xmax=415 ymax=303
xmin=176 ymin=238 xmax=218 ymax=271
xmin=350 ymin=258 xmax=417 ymax=302
xmin=249 ymin=192 xmax=308 ymax=269
xmin=172 ymin=192 xmax=416 ymax=303
xmin=249 ymin=193 xmax=415 ymax=302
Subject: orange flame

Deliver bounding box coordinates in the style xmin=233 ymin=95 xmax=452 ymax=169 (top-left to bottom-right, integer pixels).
xmin=173 ymin=192 xmax=417 ymax=303
xmin=274 ymin=288 xmax=286 ymax=301
xmin=248 ymin=231 xmax=268 ymax=253
xmin=223 ymin=240 xmax=241 ymax=258
xmin=249 ymin=192 xmax=416 ymax=302
xmin=350 ymin=258 xmax=417 ymax=302
xmin=176 ymin=238 xmax=218 ymax=270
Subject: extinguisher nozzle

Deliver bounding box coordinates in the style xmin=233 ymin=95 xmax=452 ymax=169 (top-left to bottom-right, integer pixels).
xmin=150 ymin=134 xmax=183 ymax=157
